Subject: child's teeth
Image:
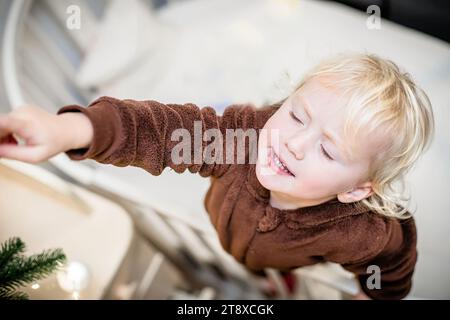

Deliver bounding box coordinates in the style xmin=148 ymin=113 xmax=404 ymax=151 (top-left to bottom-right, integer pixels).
xmin=274 ymin=154 xmax=290 ymax=173
xmin=271 ymin=149 xmax=292 ymax=175
xmin=275 ymin=156 xmax=292 ymax=175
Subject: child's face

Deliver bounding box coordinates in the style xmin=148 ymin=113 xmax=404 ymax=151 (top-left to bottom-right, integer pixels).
xmin=256 ymin=77 xmax=384 ymax=207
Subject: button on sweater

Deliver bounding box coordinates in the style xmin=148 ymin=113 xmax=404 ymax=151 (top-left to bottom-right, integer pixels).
xmin=57 ymin=96 xmax=418 ymax=300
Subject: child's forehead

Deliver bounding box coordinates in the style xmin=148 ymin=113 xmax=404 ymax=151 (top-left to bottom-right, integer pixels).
xmin=294 ymin=77 xmax=348 ymax=106
xmin=300 ymin=75 xmax=341 ymax=91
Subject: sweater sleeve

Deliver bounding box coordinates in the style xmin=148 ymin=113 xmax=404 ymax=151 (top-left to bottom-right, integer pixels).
xmin=339 ymin=216 xmax=418 ymax=300
xmin=56 ymin=96 xmax=264 ymax=178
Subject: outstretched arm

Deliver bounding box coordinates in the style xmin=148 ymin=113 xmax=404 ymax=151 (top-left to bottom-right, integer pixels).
xmin=57 ymin=96 xmax=270 ymax=178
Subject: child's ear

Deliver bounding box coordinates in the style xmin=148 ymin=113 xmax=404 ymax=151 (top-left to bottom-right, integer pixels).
xmin=337 ymin=182 xmax=373 ymax=203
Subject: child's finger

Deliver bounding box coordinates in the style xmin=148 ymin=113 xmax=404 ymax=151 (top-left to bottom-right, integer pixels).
xmin=0 ymin=116 xmax=26 ymax=138
xmin=0 ymin=144 xmax=44 ymax=163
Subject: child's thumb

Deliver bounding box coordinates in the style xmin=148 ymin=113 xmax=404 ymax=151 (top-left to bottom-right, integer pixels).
xmin=0 ymin=115 xmax=27 ymax=138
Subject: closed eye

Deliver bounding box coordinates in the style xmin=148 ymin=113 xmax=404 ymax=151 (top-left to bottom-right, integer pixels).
xmin=289 ymin=110 xmax=304 ymax=125
xmin=289 ymin=109 xmax=333 ymax=160
xmin=321 ymin=144 xmax=334 ymax=160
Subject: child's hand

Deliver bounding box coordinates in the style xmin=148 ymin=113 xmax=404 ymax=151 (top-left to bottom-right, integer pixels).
xmin=0 ymin=105 xmax=93 ymax=163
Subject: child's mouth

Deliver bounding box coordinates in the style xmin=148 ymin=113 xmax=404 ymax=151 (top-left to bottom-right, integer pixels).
xmin=268 ymin=147 xmax=295 ymax=177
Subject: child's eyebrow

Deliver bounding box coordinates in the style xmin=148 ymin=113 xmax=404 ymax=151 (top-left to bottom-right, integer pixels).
xmin=296 ymin=96 xmax=350 ymax=162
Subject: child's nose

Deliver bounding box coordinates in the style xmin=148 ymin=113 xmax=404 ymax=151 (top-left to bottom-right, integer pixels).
xmin=285 ymin=131 xmax=314 ymax=160
xmin=285 ymin=140 xmax=304 ymax=160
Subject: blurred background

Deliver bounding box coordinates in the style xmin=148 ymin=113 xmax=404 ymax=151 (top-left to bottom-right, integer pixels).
xmin=0 ymin=0 xmax=449 ymax=300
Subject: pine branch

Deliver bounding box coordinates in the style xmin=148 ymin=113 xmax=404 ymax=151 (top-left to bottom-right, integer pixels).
xmin=0 ymin=248 xmax=66 ymax=291
xmin=0 ymin=287 xmax=28 ymax=300
xmin=0 ymin=237 xmax=25 ymax=271
xmin=0 ymin=237 xmax=67 ymax=300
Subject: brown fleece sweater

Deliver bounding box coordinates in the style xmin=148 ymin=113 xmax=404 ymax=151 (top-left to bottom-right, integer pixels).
xmin=57 ymin=96 xmax=417 ymax=300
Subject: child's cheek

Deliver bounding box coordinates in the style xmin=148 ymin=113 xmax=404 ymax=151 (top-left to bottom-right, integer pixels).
xmin=295 ymin=169 xmax=332 ymax=194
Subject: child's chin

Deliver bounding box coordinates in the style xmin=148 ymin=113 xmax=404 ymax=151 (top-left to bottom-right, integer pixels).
xmin=255 ymin=164 xmax=280 ymax=190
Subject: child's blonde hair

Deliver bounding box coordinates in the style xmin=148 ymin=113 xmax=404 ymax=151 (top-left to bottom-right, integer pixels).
xmin=291 ymin=53 xmax=435 ymax=219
